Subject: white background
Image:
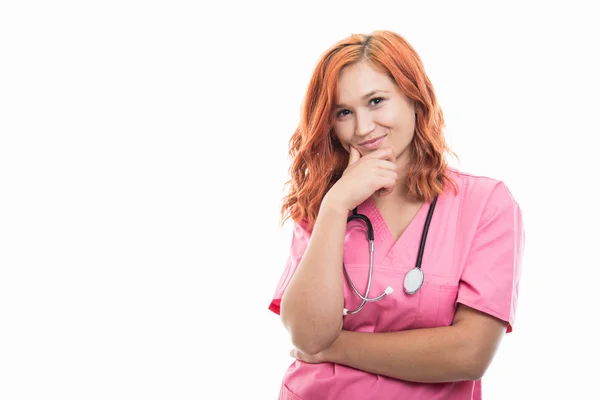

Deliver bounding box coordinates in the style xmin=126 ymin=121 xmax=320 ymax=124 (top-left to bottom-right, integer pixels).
xmin=1 ymin=1 xmax=598 ymax=399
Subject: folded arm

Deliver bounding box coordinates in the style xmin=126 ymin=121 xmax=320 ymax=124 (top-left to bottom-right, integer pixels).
xmin=280 ymin=199 xmax=349 ymax=355
xmin=318 ymin=304 xmax=508 ymax=383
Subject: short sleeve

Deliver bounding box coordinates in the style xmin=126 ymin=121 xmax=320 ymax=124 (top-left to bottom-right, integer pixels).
xmin=268 ymin=220 xmax=312 ymax=315
xmin=457 ymin=182 xmax=525 ymax=333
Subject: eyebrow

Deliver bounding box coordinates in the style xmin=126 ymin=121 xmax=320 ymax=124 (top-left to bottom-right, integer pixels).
xmin=334 ymin=90 xmax=389 ymax=110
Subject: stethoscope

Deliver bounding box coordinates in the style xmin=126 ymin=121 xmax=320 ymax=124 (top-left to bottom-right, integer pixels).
xmin=342 ymin=195 xmax=438 ymax=315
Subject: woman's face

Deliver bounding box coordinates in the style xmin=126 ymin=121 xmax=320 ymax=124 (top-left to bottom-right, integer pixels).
xmin=332 ymin=61 xmax=416 ymax=164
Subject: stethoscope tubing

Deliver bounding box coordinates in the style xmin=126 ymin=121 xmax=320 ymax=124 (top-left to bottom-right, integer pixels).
xmin=342 ymin=195 xmax=438 ymax=315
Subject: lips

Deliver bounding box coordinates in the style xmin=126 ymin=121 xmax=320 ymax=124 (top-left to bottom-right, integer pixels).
xmin=360 ymin=135 xmax=386 ymax=146
xmin=359 ymin=135 xmax=386 ymax=149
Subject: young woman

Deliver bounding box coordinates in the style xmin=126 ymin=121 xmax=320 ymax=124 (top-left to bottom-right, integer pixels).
xmin=268 ymin=30 xmax=525 ymax=400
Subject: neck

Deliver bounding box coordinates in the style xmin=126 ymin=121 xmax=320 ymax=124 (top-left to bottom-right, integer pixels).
xmin=387 ymin=147 xmax=416 ymax=202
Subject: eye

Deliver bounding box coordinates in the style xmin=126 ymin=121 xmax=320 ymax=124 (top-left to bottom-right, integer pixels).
xmin=335 ymin=97 xmax=385 ymax=120
xmin=370 ymin=97 xmax=385 ymax=106
xmin=336 ymin=109 xmax=351 ymax=118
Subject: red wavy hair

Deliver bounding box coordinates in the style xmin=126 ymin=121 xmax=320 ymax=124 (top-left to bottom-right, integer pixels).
xmin=280 ymin=30 xmax=459 ymax=231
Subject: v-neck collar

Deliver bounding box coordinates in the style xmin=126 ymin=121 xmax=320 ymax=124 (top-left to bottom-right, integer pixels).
xmin=361 ymin=195 xmax=432 ymax=266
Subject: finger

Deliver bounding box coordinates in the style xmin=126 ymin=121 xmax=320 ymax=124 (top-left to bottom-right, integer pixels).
xmin=347 ymin=145 xmax=361 ymax=166
xmin=378 ymin=169 xmax=399 ymax=181
xmin=374 ymin=159 xmax=399 ymax=173
xmin=377 ymin=187 xmax=393 ymax=197
xmin=379 ymin=190 xmax=393 ymax=197
xmin=366 ymin=146 xmax=396 ymax=164
xmin=376 ymin=176 xmax=397 ymax=197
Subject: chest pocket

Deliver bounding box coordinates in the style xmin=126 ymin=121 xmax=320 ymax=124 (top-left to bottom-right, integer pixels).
xmin=413 ymin=281 xmax=459 ymax=328
xmin=341 ymin=266 xmax=422 ymax=332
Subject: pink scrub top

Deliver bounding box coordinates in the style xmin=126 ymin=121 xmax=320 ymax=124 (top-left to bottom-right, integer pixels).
xmin=269 ymin=169 xmax=525 ymax=400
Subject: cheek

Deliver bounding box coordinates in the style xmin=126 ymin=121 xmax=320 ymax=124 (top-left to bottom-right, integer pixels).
xmin=378 ymin=111 xmax=413 ymax=132
xmin=333 ymin=124 xmax=352 ymax=144
xmin=374 ymin=111 xmax=395 ymax=127
xmin=375 ymin=103 xmax=415 ymax=131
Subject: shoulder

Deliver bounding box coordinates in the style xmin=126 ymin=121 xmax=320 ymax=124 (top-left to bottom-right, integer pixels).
xmin=447 ymin=168 xmax=517 ymax=202
xmin=291 ymin=217 xmax=313 ymax=240
xmin=446 ymin=168 xmax=521 ymax=222
xmin=447 ymin=168 xmax=504 ymax=191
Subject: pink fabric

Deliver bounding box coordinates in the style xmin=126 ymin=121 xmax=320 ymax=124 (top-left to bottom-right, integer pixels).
xmin=269 ymin=169 xmax=525 ymax=399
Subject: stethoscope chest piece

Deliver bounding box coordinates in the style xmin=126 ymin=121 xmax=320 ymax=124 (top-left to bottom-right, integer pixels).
xmin=343 ymin=193 xmax=438 ymax=315
xmin=403 ymin=267 xmax=424 ymax=294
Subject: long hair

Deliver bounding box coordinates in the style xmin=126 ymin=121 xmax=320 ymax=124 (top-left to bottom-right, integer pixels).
xmin=280 ymin=30 xmax=459 ymax=231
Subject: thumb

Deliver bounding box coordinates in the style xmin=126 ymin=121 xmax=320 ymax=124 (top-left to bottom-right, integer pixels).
xmin=347 ymin=145 xmax=361 ymax=166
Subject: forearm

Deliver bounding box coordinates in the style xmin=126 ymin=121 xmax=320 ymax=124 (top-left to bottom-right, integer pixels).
xmin=280 ymin=197 xmax=349 ymax=354
xmin=326 ymin=328 xmax=478 ymax=383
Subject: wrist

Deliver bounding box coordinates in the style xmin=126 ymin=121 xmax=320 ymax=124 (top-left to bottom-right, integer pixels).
xmin=322 ymin=191 xmax=351 ymax=215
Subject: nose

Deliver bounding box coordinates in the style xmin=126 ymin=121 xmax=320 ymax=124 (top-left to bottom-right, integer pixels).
xmin=355 ymin=110 xmax=375 ymax=137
